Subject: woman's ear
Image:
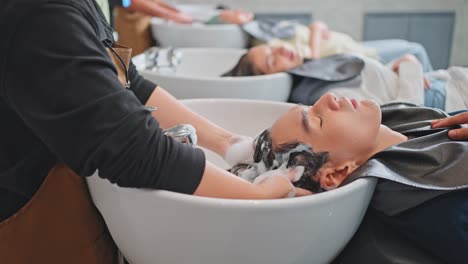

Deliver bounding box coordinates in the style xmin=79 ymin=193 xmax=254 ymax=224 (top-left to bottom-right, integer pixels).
xmin=319 ymin=163 xmax=357 ymax=190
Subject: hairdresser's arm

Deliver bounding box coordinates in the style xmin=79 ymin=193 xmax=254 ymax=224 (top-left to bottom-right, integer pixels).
xmin=308 ymin=21 xmax=329 ymax=59
xmin=194 ymin=162 xmax=311 ymax=199
xmin=146 ymin=87 xmax=236 ymax=157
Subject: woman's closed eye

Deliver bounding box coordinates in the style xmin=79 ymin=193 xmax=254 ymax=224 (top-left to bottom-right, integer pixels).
xmin=317 ymin=116 xmax=323 ymax=127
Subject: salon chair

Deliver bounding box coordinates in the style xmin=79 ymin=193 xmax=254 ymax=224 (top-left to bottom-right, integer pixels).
xmin=333 ymin=209 xmax=444 ymax=264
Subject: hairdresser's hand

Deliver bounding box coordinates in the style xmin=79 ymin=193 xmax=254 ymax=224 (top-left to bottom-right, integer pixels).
xmin=128 ymin=0 xmax=193 ymax=24
xmin=254 ymin=165 xmax=312 ymax=198
xmin=432 ymin=112 xmax=468 ymax=140
xmin=223 ymin=135 xmax=255 ymax=166
xmin=392 ymin=54 xmax=430 ymax=90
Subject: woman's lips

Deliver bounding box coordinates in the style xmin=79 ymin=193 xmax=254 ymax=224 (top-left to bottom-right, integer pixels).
xmin=351 ymin=98 xmax=358 ymax=109
xmin=282 ymin=48 xmax=295 ymax=61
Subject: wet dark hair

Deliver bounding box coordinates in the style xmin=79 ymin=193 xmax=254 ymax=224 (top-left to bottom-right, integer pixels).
xmin=230 ymin=129 xmax=329 ymax=193
xmin=221 ymin=53 xmax=261 ymax=77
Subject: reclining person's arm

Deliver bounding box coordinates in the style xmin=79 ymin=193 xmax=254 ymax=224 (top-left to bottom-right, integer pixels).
xmin=392 ymin=58 xmax=425 ymax=105
xmin=308 ymin=21 xmax=329 ymax=59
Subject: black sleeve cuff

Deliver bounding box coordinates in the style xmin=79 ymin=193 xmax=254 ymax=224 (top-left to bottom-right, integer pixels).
xmin=128 ymin=60 xmax=157 ymax=104
xmin=165 ymin=145 xmax=206 ymax=194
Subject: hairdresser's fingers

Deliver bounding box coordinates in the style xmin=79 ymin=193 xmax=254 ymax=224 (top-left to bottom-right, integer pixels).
xmin=448 ymin=128 xmax=468 ymax=140
xmin=287 ymin=166 xmax=305 ymax=183
xmin=161 ymin=9 xmax=193 ymax=24
xmin=432 ymin=112 xmax=468 ymax=128
xmin=131 ymin=0 xmax=193 ymax=23
xmin=255 ymin=174 xmax=293 ymax=198
xmin=294 ymin=187 xmax=313 ymax=197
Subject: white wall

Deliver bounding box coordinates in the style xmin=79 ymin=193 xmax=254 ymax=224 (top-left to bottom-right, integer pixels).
xmin=177 ymin=0 xmax=468 ymax=66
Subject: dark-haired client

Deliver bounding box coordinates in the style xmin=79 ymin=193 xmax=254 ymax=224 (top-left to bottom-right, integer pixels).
xmin=231 ymin=93 xmax=468 ymax=263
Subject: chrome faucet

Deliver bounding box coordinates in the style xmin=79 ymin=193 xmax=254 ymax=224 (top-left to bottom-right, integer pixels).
xmin=167 ymin=47 xmax=182 ymax=69
xmin=163 ymin=124 xmax=198 ymax=146
xmin=144 ymin=47 xmax=182 ymax=72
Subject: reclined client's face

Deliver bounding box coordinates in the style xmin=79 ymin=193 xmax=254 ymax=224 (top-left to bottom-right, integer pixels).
xmin=248 ymin=44 xmax=304 ymax=74
xmin=270 ymin=93 xmax=382 ymax=165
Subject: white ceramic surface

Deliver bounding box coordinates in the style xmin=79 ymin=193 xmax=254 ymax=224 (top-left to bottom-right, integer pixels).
xmin=151 ymin=17 xmax=249 ymax=49
xmin=87 ymin=99 xmax=377 ymax=264
xmin=133 ymin=48 xmax=293 ymax=101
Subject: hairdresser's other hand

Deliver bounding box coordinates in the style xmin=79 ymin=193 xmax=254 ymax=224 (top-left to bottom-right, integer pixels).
xmin=432 ymin=112 xmax=468 ymax=140
xmin=224 ymin=135 xmax=255 ymax=166
xmin=254 ymin=166 xmax=312 ymax=198
xmin=392 ymin=54 xmax=430 ymax=90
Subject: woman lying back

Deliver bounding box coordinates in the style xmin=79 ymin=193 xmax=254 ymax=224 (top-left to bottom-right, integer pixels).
xmin=223 ymin=43 xmax=468 ymax=112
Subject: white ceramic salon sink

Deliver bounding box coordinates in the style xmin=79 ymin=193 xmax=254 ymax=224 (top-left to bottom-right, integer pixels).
xmin=86 ymin=99 xmax=377 ymax=264
xmin=151 ymin=16 xmax=249 ymax=49
xmin=133 ymin=48 xmax=293 ymax=101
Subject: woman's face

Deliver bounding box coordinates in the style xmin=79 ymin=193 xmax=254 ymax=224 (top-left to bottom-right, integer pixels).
xmin=270 ymin=93 xmax=382 ymax=165
xmin=247 ymin=44 xmax=304 ymax=74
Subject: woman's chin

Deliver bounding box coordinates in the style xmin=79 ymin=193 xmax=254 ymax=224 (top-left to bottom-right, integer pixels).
xmin=362 ymin=99 xmax=380 ymax=110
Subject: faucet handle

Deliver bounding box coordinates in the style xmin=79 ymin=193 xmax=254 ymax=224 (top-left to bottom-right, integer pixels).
xmin=167 ymin=47 xmax=182 ymax=68
xmin=144 ymin=47 xmax=160 ymax=70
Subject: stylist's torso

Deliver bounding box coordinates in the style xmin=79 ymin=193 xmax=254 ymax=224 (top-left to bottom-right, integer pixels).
xmin=0 ymin=0 xmax=205 ymax=262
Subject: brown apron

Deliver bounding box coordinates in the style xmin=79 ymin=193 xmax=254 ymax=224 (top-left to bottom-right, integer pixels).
xmin=114 ymin=6 xmax=153 ymax=56
xmin=0 ymin=44 xmax=133 ymax=263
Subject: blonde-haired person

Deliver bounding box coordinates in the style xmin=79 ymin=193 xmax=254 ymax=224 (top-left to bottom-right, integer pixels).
xmin=246 ymin=20 xmax=433 ymax=72
xmin=271 ymin=21 xmax=378 ymax=60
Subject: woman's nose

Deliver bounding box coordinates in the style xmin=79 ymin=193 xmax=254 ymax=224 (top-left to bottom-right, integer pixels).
xmin=328 ymin=93 xmax=340 ymax=111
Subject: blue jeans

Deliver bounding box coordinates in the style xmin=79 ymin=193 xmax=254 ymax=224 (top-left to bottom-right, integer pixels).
xmin=363 ymin=39 xmax=433 ymax=72
xmin=382 ymin=189 xmax=468 ymax=264
xmin=449 ymin=110 xmax=468 ymax=116
xmin=424 ymin=76 xmax=446 ymax=110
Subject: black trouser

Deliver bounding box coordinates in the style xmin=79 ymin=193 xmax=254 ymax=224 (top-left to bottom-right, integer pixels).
xmin=383 ymin=189 xmax=468 ymax=264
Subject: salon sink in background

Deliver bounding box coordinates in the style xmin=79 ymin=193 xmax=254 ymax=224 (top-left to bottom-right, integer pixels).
xmin=87 ymin=99 xmax=377 ymax=264
xmin=133 ymin=48 xmax=293 ymax=102
xmin=151 ymin=17 xmax=249 ymax=49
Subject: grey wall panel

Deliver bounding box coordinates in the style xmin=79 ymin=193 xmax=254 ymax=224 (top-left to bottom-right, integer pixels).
xmin=408 ymin=13 xmax=454 ymax=69
xmin=364 ymin=12 xmax=455 ymax=70
xmin=364 ymin=14 xmax=410 ymax=40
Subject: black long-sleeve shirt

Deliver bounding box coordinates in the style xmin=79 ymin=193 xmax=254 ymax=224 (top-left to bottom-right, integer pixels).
xmin=0 ymin=0 xmax=205 ymax=221
xmin=109 ymin=0 xmax=124 ymax=7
